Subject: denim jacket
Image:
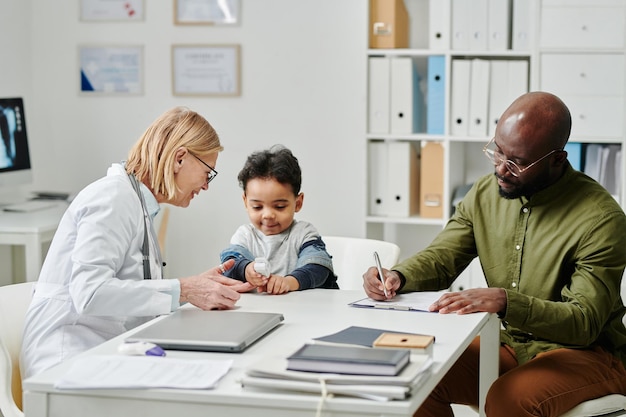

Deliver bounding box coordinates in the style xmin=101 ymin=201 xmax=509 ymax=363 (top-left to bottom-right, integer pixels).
xmin=220 ymin=221 xmax=338 ymax=290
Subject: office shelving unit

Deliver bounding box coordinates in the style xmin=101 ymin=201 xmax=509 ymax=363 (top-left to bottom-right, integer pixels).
xmin=366 ymin=0 xmax=626 ymax=290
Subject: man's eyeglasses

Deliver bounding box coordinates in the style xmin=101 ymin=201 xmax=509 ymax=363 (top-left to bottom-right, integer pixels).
xmin=189 ymin=152 xmax=218 ymax=183
xmin=482 ymin=137 xmax=562 ymax=178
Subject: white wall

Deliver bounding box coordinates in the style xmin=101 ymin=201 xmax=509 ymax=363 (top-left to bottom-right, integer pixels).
xmin=0 ymin=0 xmax=32 ymax=283
xmin=1 ymin=0 xmax=368 ymax=280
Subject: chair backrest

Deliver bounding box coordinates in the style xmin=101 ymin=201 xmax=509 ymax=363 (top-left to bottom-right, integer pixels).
xmin=0 ymin=282 xmax=34 ymax=417
xmin=323 ymin=236 xmax=401 ymax=290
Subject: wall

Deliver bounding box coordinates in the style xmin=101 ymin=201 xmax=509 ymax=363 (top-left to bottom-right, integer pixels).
xmin=0 ymin=0 xmax=368 ymax=280
xmin=0 ymin=0 xmax=32 ymax=284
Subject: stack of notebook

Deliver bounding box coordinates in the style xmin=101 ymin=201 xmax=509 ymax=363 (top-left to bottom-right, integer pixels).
xmin=240 ymin=326 xmax=434 ymax=401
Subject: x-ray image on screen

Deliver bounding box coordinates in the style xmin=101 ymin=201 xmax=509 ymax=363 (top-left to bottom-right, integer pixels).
xmin=0 ymin=105 xmax=18 ymax=169
xmin=0 ymin=97 xmax=32 ymax=188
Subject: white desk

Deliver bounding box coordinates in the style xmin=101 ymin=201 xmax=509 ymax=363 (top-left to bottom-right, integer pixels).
xmin=23 ymin=289 xmax=499 ymax=417
xmin=0 ymin=202 xmax=67 ymax=282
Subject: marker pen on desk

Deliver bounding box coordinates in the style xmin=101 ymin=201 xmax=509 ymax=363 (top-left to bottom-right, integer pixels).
xmin=118 ymin=341 xmax=166 ymax=357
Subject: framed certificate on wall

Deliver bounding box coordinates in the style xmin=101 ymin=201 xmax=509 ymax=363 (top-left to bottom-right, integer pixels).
xmin=80 ymin=0 xmax=144 ymax=21
xmin=79 ymin=45 xmax=143 ymax=94
xmin=172 ymin=44 xmax=241 ymax=96
xmin=174 ymin=0 xmax=239 ymax=25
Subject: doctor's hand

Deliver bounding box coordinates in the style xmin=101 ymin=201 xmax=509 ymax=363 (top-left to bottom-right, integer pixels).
xmin=363 ymin=266 xmax=401 ymax=301
xmin=428 ymin=288 xmax=507 ymax=315
xmin=178 ymin=260 xmax=254 ymax=310
xmin=210 ymin=259 xmax=255 ymax=293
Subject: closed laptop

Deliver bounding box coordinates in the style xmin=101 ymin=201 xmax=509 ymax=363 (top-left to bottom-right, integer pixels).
xmin=126 ymin=309 xmax=284 ymax=353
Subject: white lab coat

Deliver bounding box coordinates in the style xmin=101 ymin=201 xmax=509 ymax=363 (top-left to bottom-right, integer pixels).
xmin=21 ymin=163 xmax=179 ymax=379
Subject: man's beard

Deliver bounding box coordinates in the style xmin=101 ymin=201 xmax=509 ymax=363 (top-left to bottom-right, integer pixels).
xmin=496 ymin=173 xmax=550 ymax=199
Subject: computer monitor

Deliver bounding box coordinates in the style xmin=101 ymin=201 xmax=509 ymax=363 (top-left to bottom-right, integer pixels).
xmin=0 ymin=97 xmax=32 ymax=188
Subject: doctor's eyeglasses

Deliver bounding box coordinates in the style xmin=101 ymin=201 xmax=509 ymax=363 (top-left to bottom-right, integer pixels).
xmin=189 ymin=152 xmax=218 ymax=183
xmin=482 ymin=137 xmax=562 ymax=178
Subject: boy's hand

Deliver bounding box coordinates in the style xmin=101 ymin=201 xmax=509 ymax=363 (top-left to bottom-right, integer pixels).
xmin=244 ymin=263 xmax=269 ymax=287
xmin=265 ymin=275 xmax=299 ymax=294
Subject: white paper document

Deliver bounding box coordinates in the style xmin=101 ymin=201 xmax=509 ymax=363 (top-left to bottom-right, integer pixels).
xmin=54 ymin=355 xmax=233 ymax=390
xmin=349 ymin=291 xmax=448 ymax=312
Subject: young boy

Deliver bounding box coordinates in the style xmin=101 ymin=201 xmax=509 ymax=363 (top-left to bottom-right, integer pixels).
xmin=220 ymin=145 xmax=338 ymax=294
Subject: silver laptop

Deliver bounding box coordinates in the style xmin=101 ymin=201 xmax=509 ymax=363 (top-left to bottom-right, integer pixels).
xmin=126 ymin=309 xmax=284 ymax=352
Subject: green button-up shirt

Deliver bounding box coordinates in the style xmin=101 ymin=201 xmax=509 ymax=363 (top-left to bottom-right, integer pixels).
xmin=394 ymin=164 xmax=626 ymax=365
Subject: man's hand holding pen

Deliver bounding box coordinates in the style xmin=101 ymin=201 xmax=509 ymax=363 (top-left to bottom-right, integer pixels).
xmin=363 ymin=266 xmax=402 ymax=300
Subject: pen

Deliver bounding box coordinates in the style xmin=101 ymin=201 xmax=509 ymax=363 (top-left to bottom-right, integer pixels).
xmin=373 ymin=251 xmax=388 ymax=298
xmin=374 ymin=303 xmax=410 ymax=311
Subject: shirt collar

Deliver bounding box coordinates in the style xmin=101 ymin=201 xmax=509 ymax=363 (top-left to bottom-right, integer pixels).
xmin=522 ymin=162 xmax=574 ymax=206
xmin=139 ymin=181 xmax=160 ymax=219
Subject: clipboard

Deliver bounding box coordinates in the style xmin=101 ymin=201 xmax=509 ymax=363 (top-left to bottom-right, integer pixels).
xmin=349 ymin=291 xmax=448 ymax=312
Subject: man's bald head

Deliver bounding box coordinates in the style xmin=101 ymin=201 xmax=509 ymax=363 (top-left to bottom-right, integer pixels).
xmin=497 ymin=91 xmax=572 ymax=152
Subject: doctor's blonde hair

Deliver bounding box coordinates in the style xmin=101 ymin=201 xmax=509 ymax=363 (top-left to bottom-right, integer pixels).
xmin=125 ymin=107 xmax=223 ymax=200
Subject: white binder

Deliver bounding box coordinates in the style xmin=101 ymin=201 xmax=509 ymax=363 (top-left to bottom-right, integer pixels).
xmin=368 ymin=57 xmax=391 ymax=134
xmin=512 ymin=0 xmax=532 ymax=51
xmin=451 ymin=0 xmax=471 ymax=50
xmin=450 ymin=59 xmax=471 ymax=136
xmin=390 ymin=57 xmax=421 ymax=134
xmin=507 ymin=59 xmax=529 ymax=104
xmin=429 ymin=0 xmax=451 ymax=50
xmin=488 ymin=60 xmax=528 ymax=137
xmin=368 ymin=141 xmax=389 ymax=216
xmin=469 ymin=0 xmax=488 ymax=51
xmin=488 ymin=0 xmax=511 ymax=51
xmin=386 ymin=141 xmax=420 ymax=217
xmin=488 ymin=60 xmax=509 ymax=137
xmin=468 ymin=59 xmax=490 ymax=137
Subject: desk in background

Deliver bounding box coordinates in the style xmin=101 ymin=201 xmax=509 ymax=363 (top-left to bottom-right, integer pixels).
xmin=0 ymin=202 xmax=66 ymax=282
xmin=23 ymin=289 xmax=499 ymax=417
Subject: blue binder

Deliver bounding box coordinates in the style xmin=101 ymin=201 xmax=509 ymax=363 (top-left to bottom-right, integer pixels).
xmin=565 ymin=142 xmax=582 ymax=171
xmin=427 ymin=55 xmax=445 ymax=135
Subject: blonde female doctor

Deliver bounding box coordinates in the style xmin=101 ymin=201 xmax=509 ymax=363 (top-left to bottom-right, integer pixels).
xmin=21 ymin=107 xmax=254 ymax=379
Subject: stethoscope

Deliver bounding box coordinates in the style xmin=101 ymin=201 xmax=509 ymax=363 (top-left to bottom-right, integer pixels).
xmin=128 ymin=173 xmax=161 ymax=280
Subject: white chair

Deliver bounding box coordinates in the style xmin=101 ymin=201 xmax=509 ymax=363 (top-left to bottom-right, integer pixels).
xmin=0 ymin=282 xmax=34 ymax=417
xmin=323 ymin=236 xmax=401 ymax=290
xmin=557 ymin=394 xmax=626 ymax=417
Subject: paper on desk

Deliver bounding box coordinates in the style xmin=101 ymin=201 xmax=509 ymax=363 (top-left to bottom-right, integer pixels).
xmin=54 ymin=355 xmax=233 ymax=390
xmin=349 ymin=291 xmax=448 ymax=312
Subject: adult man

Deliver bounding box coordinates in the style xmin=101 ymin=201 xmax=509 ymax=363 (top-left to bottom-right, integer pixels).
xmin=364 ymin=92 xmax=626 ymax=416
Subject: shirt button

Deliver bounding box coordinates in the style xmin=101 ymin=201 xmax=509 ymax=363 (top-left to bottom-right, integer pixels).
xmin=515 ymin=245 xmax=521 ymax=250
xmin=523 ymin=207 xmax=529 ymax=213
xmin=512 ymin=282 xmax=517 ymax=288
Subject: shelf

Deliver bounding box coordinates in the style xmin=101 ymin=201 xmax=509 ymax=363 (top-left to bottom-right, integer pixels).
xmin=367 ymin=49 xmax=532 ymax=58
xmin=366 ymin=216 xmax=446 ymax=227
xmin=366 ymin=0 xmax=626 ymax=250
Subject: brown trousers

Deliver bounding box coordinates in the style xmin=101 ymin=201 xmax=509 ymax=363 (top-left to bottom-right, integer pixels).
xmin=415 ymin=337 xmax=626 ymax=417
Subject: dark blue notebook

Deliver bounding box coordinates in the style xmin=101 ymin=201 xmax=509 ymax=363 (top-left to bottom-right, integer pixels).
xmin=287 ymin=343 xmax=410 ymax=376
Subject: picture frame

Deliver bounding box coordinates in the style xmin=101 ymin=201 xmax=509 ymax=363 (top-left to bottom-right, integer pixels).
xmin=174 ymin=0 xmax=239 ymax=25
xmin=79 ymin=45 xmax=144 ymax=95
xmin=172 ymin=44 xmax=241 ymax=96
xmin=80 ymin=0 xmax=144 ymax=21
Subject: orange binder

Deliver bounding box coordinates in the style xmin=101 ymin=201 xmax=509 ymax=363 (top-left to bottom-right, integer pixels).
xmin=420 ymin=142 xmax=445 ymax=218
xmin=369 ymin=0 xmax=410 ymax=49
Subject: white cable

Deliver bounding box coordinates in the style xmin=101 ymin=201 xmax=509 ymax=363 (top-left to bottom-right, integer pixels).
xmin=315 ymin=378 xmax=329 ymax=417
